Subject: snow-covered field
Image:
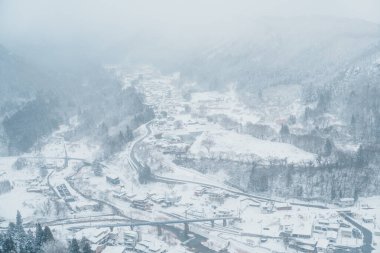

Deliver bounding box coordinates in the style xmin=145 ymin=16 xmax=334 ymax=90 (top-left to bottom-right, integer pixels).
xmin=191 ymin=90 xmax=261 ymax=124
xmin=190 ymin=130 xmax=316 ymax=164
xmin=0 ymin=157 xmax=48 ymax=222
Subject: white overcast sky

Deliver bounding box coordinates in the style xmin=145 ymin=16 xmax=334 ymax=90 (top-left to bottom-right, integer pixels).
xmin=0 ymin=0 xmax=379 ymax=46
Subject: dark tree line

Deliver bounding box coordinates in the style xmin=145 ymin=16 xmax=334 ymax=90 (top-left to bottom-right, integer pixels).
xmin=0 ymin=211 xmax=92 ymax=253
xmin=2 ymin=96 xmax=61 ymax=155
xmin=0 ymin=211 xmax=53 ymax=253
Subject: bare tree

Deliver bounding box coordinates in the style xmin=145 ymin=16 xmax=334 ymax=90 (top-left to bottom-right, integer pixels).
xmin=39 ymin=200 xmax=52 ymax=216
xmin=41 ymin=240 xmax=67 ymax=253
xmin=201 ymin=136 xmax=215 ymax=154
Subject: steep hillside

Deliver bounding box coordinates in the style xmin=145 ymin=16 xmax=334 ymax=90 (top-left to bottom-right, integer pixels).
xmin=0 ymin=45 xmax=60 ymax=154
xmin=0 ymin=45 xmax=154 ymax=155
xmin=0 ymin=45 xmax=53 ymax=106
xmin=160 ymin=17 xmax=380 ymax=91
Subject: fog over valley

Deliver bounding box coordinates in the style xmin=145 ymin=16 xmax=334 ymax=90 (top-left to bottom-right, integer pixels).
xmin=0 ymin=1 xmax=380 ymax=253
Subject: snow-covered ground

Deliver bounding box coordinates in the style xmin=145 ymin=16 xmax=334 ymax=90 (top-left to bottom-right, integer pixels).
xmin=0 ymin=65 xmax=375 ymax=253
xmin=191 ymin=90 xmax=261 ymax=124
xmin=190 ymin=130 xmax=316 ymax=164
xmin=0 ymin=157 xmax=49 ymax=222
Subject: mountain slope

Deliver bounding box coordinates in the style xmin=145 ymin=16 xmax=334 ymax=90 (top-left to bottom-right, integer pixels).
xmin=140 ymin=17 xmax=380 ymax=91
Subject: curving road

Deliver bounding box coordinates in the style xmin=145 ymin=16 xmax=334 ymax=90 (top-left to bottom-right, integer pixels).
xmin=129 ymin=121 xmax=328 ymax=209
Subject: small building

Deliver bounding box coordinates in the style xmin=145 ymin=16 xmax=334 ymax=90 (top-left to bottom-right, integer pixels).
xmin=106 ymin=175 xmax=120 ymax=185
xmin=261 ymin=201 xmax=275 ymax=214
xmin=361 ymin=203 xmax=371 ymax=209
xmin=194 ymin=187 xmax=206 ymax=196
xmin=124 ymin=231 xmax=138 ymax=249
xmin=362 ymin=215 xmax=374 ymax=223
xmin=75 ymin=228 xmax=111 ymax=245
xmin=75 ymin=202 xmax=99 ymax=212
xmin=318 ymin=219 xmax=330 ymax=226
xmin=316 ymin=238 xmax=329 ymax=253
xmin=327 ymin=223 xmax=340 ymax=232
xmin=150 ymin=194 xmax=165 ymax=204
xmin=131 ymin=199 xmax=152 ymax=211
xmin=291 ymin=222 xmax=313 ymax=239
xmin=240 ymin=198 xmax=261 ymax=208
xmin=101 ymin=246 xmax=126 ymax=253
xmin=275 ymin=203 xmax=292 ymax=211
xmin=280 ymin=219 xmax=293 ymax=234
xmin=26 ymin=186 xmax=50 ymax=193
xmin=215 ymin=208 xmax=233 ymax=217
xmin=338 ymin=198 xmax=355 ymax=207
xmin=289 ymin=241 xmax=315 ymax=253
xmin=202 ymin=234 xmax=230 ymax=252
xmin=340 ymin=228 xmax=352 ymax=238
xmin=208 ymin=191 xmax=225 ymax=203
xmin=135 ymin=239 xmax=167 ymax=253
xmin=326 ymin=230 xmax=338 ymax=243
xmin=113 ymin=191 xmax=127 ymax=200
xmin=164 ymin=194 xmax=181 ymax=207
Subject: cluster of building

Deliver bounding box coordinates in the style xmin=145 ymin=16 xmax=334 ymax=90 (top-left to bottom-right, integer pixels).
xmin=279 ymin=215 xmax=363 ymax=253
xmin=56 ymin=183 xmax=75 ymax=202
xmin=261 ymin=201 xmax=292 ymax=214
xmin=112 ymin=190 xmax=183 ymax=211
xmin=73 ymin=227 xmax=169 ymax=253
xmin=193 ymin=186 xmax=238 ymax=205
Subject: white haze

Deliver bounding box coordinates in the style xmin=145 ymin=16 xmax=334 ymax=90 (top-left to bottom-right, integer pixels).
xmin=0 ymin=0 xmax=379 ymax=50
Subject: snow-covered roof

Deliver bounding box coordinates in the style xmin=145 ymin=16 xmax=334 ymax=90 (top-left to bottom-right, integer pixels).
xmin=106 ymin=174 xmax=120 ymax=179
xmin=340 ymin=198 xmax=354 ymax=202
xmin=316 ymin=238 xmax=329 ymax=249
xmin=75 ymin=227 xmax=110 ymax=244
xmin=102 ymin=245 xmax=126 ymax=253
xmin=292 ymin=222 xmax=313 ymax=236
xmin=328 ymin=223 xmax=340 ymax=229
xmin=326 ymin=230 xmax=338 ymax=239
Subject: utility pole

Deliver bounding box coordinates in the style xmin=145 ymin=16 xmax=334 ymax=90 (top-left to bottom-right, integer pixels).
xmin=64 ymin=143 xmax=68 ymax=168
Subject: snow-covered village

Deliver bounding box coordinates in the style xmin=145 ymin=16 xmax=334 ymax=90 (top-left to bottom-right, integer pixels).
xmin=1 ymin=1 xmax=380 ymax=253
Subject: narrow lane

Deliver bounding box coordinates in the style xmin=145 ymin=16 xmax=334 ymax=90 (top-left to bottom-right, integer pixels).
xmin=339 ymin=211 xmax=374 ymax=253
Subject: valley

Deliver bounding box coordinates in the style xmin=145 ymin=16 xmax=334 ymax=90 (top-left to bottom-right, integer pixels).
xmin=1 ymin=65 xmax=379 ymax=253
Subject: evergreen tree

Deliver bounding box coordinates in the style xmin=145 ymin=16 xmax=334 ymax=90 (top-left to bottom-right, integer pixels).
xmin=280 ymin=124 xmax=290 ymax=142
xmin=350 ymin=115 xmax=356 ymax=140
xmin=356 ymin=145 xmax=368 ymax=167
xmin=24 ymin=230 xmax=35 ymax=253
xmin=125 ymin=125 xmax=133 ymax=141
xmin=118 ymin=131 xmax=125 ymax=144
xmin=280 ymin=124 xmax=290 ymax=135
xmin=19 ymin=245 xmax=27 ymax=253
xmin=82 ymin=241 xmax=92 ymax=253
xmin=0 ymin=233 xmax=4 ymax=253
xmin=2 ymin=237 xmax=16 ymax=253
xmin=15 ymin=211 xmax=26 ymax=249
xmin=354 ymin=188 xmax=360 ymax=202
xmin=79 ymin=237 xmax=87 ymax=252
xmin=323 ymin=139 xmax=333 ymax=157
xmin=16 ymin=211 xmax=23 ymax=229
xmin=42 ymin=226 xmax=54 ymax=244
xmin=7 ymin=222 xmax=16 ymax=240
xmin=68 ymin=238 xmax=80 ymax=253
xmin=331 ymin=187 xmax=336 ymax=200
xmin=34 ymin=223 xmax=44 ymax=251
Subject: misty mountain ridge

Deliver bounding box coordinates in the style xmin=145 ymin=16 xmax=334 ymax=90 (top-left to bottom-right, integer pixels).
xmin=169 ymin=17 xmax=380 ymax=91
